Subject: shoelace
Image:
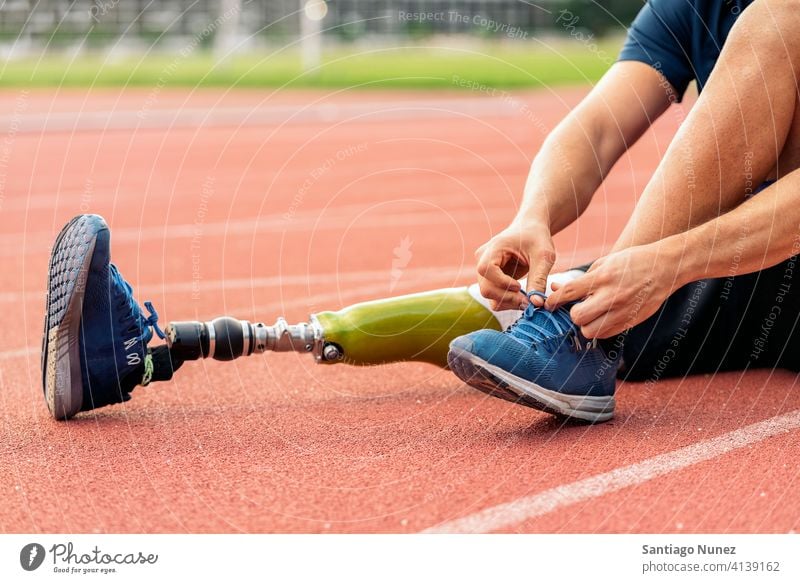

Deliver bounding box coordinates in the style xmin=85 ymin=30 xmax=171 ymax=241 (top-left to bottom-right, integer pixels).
xmin=506 ymin=290 xmax=585 ymax=349
xmin=110 ymin=264 xmax=166 ymax=342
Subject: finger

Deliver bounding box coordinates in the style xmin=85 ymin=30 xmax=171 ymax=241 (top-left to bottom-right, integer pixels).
xmin=490 ymin=289 xmax=530 ymax=311
xmin=545 ymin=272 xmax=596 ymax=310
xmin=569 ymin=293 xmax=610 ymax=327
xmin=526 ymin=249 xmax=556 ymax=306
xmin=478 ymin=262 xmax=523 ymax=295
xmin=579 ymin=309 xmax=627 ymax=339
xmin=580 ymin=308 xmax=630 ymax=339
xmin=477 ymin=276 xmax=527 ymax=310
xmin=478 ymin=280 xmax=528 ymax=310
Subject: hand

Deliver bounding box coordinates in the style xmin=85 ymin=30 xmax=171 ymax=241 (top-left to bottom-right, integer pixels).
xmin=545 ymin=242 xmax=684 ymax=338
xmin=475 ymin=221 xmax=556 ymax=311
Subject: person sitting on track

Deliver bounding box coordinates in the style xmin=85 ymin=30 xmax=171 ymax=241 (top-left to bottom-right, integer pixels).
xmin=42 ymin=0 xmax=800 ymax=424
xmin=448 ymin=0 xmax=800 ymax=422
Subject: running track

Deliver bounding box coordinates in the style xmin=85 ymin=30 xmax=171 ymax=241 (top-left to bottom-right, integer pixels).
xmin=0 ymin=87 xmax=798 ymax=534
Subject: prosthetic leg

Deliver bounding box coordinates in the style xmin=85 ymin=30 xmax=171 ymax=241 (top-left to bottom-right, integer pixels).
xmin=39 ymin=212 xmax=573 ymax=419
xmin=165 ymin=285 xmax=518 ymax=368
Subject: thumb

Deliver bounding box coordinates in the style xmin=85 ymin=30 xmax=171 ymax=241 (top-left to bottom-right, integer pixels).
xmin=527 ymin=248 xmax=556 ymax=307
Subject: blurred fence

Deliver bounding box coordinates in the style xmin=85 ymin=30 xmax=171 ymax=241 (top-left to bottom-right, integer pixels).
xmin=0 ymin=0 xmax=641 ymax=54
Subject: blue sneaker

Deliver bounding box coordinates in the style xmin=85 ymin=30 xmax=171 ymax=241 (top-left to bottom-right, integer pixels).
xmin=42 ymin=214 xmax=166 ymax=419
xmin=448 ymin=291 xmax=621 ymax=423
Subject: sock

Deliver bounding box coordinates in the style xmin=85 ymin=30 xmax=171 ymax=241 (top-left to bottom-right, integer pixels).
xmin=143 ymin=345 xmax=184 ymax=385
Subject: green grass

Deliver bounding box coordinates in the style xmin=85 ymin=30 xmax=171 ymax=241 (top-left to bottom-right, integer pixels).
xmin=0 ymin=41 xmax=621 ymax=89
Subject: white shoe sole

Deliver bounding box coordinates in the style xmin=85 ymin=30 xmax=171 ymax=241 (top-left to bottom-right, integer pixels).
xmin=448 ymin=346 xmax=615 ymax=423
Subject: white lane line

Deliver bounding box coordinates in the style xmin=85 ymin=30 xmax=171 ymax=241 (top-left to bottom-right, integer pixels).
xmin=0 ymin=194 xmax=630 ymax=250
xmin=0 ymin=206 xmax=513 ymax=254
xmin=0 ymin=245 xmax=604 ymax=304
xmin=0 ymin=98 xmax=525 ymax=134
xmin=0 ymin=347 xmax=38 ymax=360
xmin=423 ymin=409 xmax=800 ymax=533
xmin=0 ymin=266 xmax=479 ymax=359
xmin=0 ymin=265 xmax=473 ymax=303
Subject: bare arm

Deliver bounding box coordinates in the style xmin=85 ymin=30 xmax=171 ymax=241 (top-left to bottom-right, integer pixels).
xmin=545 ymin=0 xmax=800 ymax=339
xmin=676 ymin=174 xmax=800 ymax=283
xmin=546 ymin=173 xmax=800 ymax=339
xmin=519 ymin=61 xmax=675 ymax=234
xmin=477 ymin=61 xmax=676 ymax=310
xmin=612 ymin=1 xmax=800 ymax=252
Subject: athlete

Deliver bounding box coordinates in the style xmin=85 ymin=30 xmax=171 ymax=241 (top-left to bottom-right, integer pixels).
xmin=41 ymin=0 xmax=800 ymax=423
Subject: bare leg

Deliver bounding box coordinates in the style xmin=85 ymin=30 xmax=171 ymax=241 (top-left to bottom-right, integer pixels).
xmin=613 ymin=0 xmax=800 ymax=252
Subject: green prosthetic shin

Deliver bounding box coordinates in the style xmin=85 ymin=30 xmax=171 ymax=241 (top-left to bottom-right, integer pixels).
xmin=165 ymin=286 xmax=506 ymax=368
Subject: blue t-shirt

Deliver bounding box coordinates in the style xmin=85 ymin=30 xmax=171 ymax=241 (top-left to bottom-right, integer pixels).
xmin=618 ymin=0 xmax=754 ymax=101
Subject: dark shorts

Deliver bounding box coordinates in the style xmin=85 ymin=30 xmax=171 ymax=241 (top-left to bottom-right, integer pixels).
xmin=587 ymin=181 xmax=800 ymax=381
xmin=620 ymin=256 xmax=800 ymax=381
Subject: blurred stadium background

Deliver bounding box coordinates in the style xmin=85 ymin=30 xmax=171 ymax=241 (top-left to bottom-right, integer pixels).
xmin=0 ymin=0 xmax=643 ymax=87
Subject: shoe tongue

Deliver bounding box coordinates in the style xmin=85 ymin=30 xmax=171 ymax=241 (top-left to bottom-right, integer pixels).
xmin=528 ymin=305 xmax=567 ymax=335
xmin=109 ymin=263 xmax=147 ymax=330
xmin=109 ymin=264 xmax=127 ymax=293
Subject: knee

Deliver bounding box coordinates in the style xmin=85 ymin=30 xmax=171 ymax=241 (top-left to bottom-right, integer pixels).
xmin=728 ymin=0 xmax=800 ymax=58
xmin=713 ymin=0 xmax=800 ymax=93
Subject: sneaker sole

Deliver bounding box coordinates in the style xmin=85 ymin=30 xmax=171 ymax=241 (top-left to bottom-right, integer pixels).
xmin=448 ymin=347 xmax=524 ymax=405
xmin=41 ymin=215 xmax=107 ymax=420
xmin=447 ymin=346 xmax=615 ymax=423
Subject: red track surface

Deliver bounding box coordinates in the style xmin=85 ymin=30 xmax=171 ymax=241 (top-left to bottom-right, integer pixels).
xmin=1 ymin=87 xmax=798 ymax=533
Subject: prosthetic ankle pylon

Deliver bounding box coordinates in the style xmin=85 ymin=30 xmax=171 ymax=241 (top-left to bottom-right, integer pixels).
xmin=165 ymin=286 xmax=505 ymax=367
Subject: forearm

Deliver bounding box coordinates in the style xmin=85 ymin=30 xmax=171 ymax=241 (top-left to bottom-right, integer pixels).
xmin=515 ymin=114 xmax=614 ymax=234
xmin=546 ymin=172 xmax=800 ymax=337
xmin=666 ymin=174 xmax=800 ymax=287
xmin=513 ymin=62 xmax=673 ymax=235
xmin=475 ymin=62 xmax=672 ymax=307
